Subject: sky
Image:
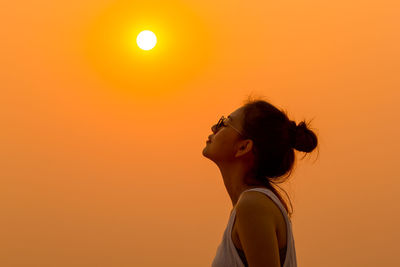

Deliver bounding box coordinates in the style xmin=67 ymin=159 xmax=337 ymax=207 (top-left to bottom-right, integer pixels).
xmin=1 ymin=0 xmax=400 ymax=266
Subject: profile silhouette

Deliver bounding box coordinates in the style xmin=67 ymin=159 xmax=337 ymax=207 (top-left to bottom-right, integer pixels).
xmin=203 ymin=96 xmax=319 ymax=267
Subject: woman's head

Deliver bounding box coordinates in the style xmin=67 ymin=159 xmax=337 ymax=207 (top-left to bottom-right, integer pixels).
xmin=240 ymin=98 xmax=318 ymax=181
xmin=202 ymin=96 xmax=319 ymax=217
xmin=203 ymin=106 xmax=256 ymax=165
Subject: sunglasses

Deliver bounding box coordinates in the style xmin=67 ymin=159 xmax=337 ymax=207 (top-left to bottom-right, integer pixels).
xmin=212 ymin=116 xmax=246 ymax=137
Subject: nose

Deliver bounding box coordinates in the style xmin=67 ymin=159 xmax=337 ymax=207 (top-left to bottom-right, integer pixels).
xmin=211 ymin=122 xmax=221 ymax=134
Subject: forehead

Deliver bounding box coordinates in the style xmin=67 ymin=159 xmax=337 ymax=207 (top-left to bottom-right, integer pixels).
xmin=228 ymin=107 xmax=243 ymax=120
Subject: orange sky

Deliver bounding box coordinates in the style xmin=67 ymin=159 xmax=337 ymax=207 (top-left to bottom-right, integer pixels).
xmin=1 ymin=0 xmax=400 ymax=266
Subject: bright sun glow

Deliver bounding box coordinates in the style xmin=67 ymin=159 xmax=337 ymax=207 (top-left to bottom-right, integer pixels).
xmin=136 ymin=30 xmax=157 ymax=50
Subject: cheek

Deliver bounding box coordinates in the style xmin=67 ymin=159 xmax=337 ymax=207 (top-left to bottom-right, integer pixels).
xmin=212 ymin=136 xmax=236 ymax=156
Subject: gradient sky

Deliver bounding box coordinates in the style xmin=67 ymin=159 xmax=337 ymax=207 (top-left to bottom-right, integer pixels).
xmin=1 ymin=0 xmax=400 ymax=266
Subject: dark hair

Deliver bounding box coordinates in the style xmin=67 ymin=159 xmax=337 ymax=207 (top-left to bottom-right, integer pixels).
xmin=241 ymin=95 xmax=319 ymax=218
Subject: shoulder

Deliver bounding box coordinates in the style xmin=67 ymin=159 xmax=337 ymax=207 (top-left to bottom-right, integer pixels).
xmin=237 ymin=189 xmax=278 ymax=211
xmin=235 ymin=190 xmax=280 ymax=226
xmin=234 ymin=190 xmax=284 ymax=266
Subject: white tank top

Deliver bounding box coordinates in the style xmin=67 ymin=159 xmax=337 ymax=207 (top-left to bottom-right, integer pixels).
xmin=211 ymin=187 xmax=298 ymax=267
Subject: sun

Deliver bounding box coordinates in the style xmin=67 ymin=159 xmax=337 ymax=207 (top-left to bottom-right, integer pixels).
xmin=136 ymin=30 xmax=157 ymax=51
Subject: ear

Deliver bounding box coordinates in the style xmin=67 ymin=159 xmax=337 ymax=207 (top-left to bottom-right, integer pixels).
xmin=234 ymin=139 xmax=254 ymax=158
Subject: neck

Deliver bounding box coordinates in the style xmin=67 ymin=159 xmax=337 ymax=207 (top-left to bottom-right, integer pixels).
xmin=217 ymin=162 xmax=267 ymax=208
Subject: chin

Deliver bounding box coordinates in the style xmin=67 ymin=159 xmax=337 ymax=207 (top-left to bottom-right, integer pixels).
xmin=202 ymin=146 xmax=210 ymax=158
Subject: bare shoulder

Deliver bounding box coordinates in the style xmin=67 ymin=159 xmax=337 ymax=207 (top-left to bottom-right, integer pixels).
xmin=234 ymin=190 xmax=286 ymax=266
xmin=234 ymin=189 xmax=288 ymax=257
xmin=236 ymin=190 xmax=281 ymax=226
xmin=237 ymin=190 xmax=279 ymax=211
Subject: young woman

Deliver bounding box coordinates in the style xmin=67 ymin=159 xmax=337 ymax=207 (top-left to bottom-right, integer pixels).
xmin=203 ymin=98 xmax=318 ymax=267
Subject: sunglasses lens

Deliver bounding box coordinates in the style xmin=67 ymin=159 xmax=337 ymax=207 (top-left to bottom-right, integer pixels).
xmin=212 ymin=117 xmax=226 ymax=133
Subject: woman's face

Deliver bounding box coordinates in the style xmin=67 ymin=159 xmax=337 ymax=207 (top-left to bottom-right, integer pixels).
xmin=202 ymin=107 xmax=246 ymax=163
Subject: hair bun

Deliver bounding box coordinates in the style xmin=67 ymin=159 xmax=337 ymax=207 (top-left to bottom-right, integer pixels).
xmin=289 ymin=120 xmax=318 ymax=152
